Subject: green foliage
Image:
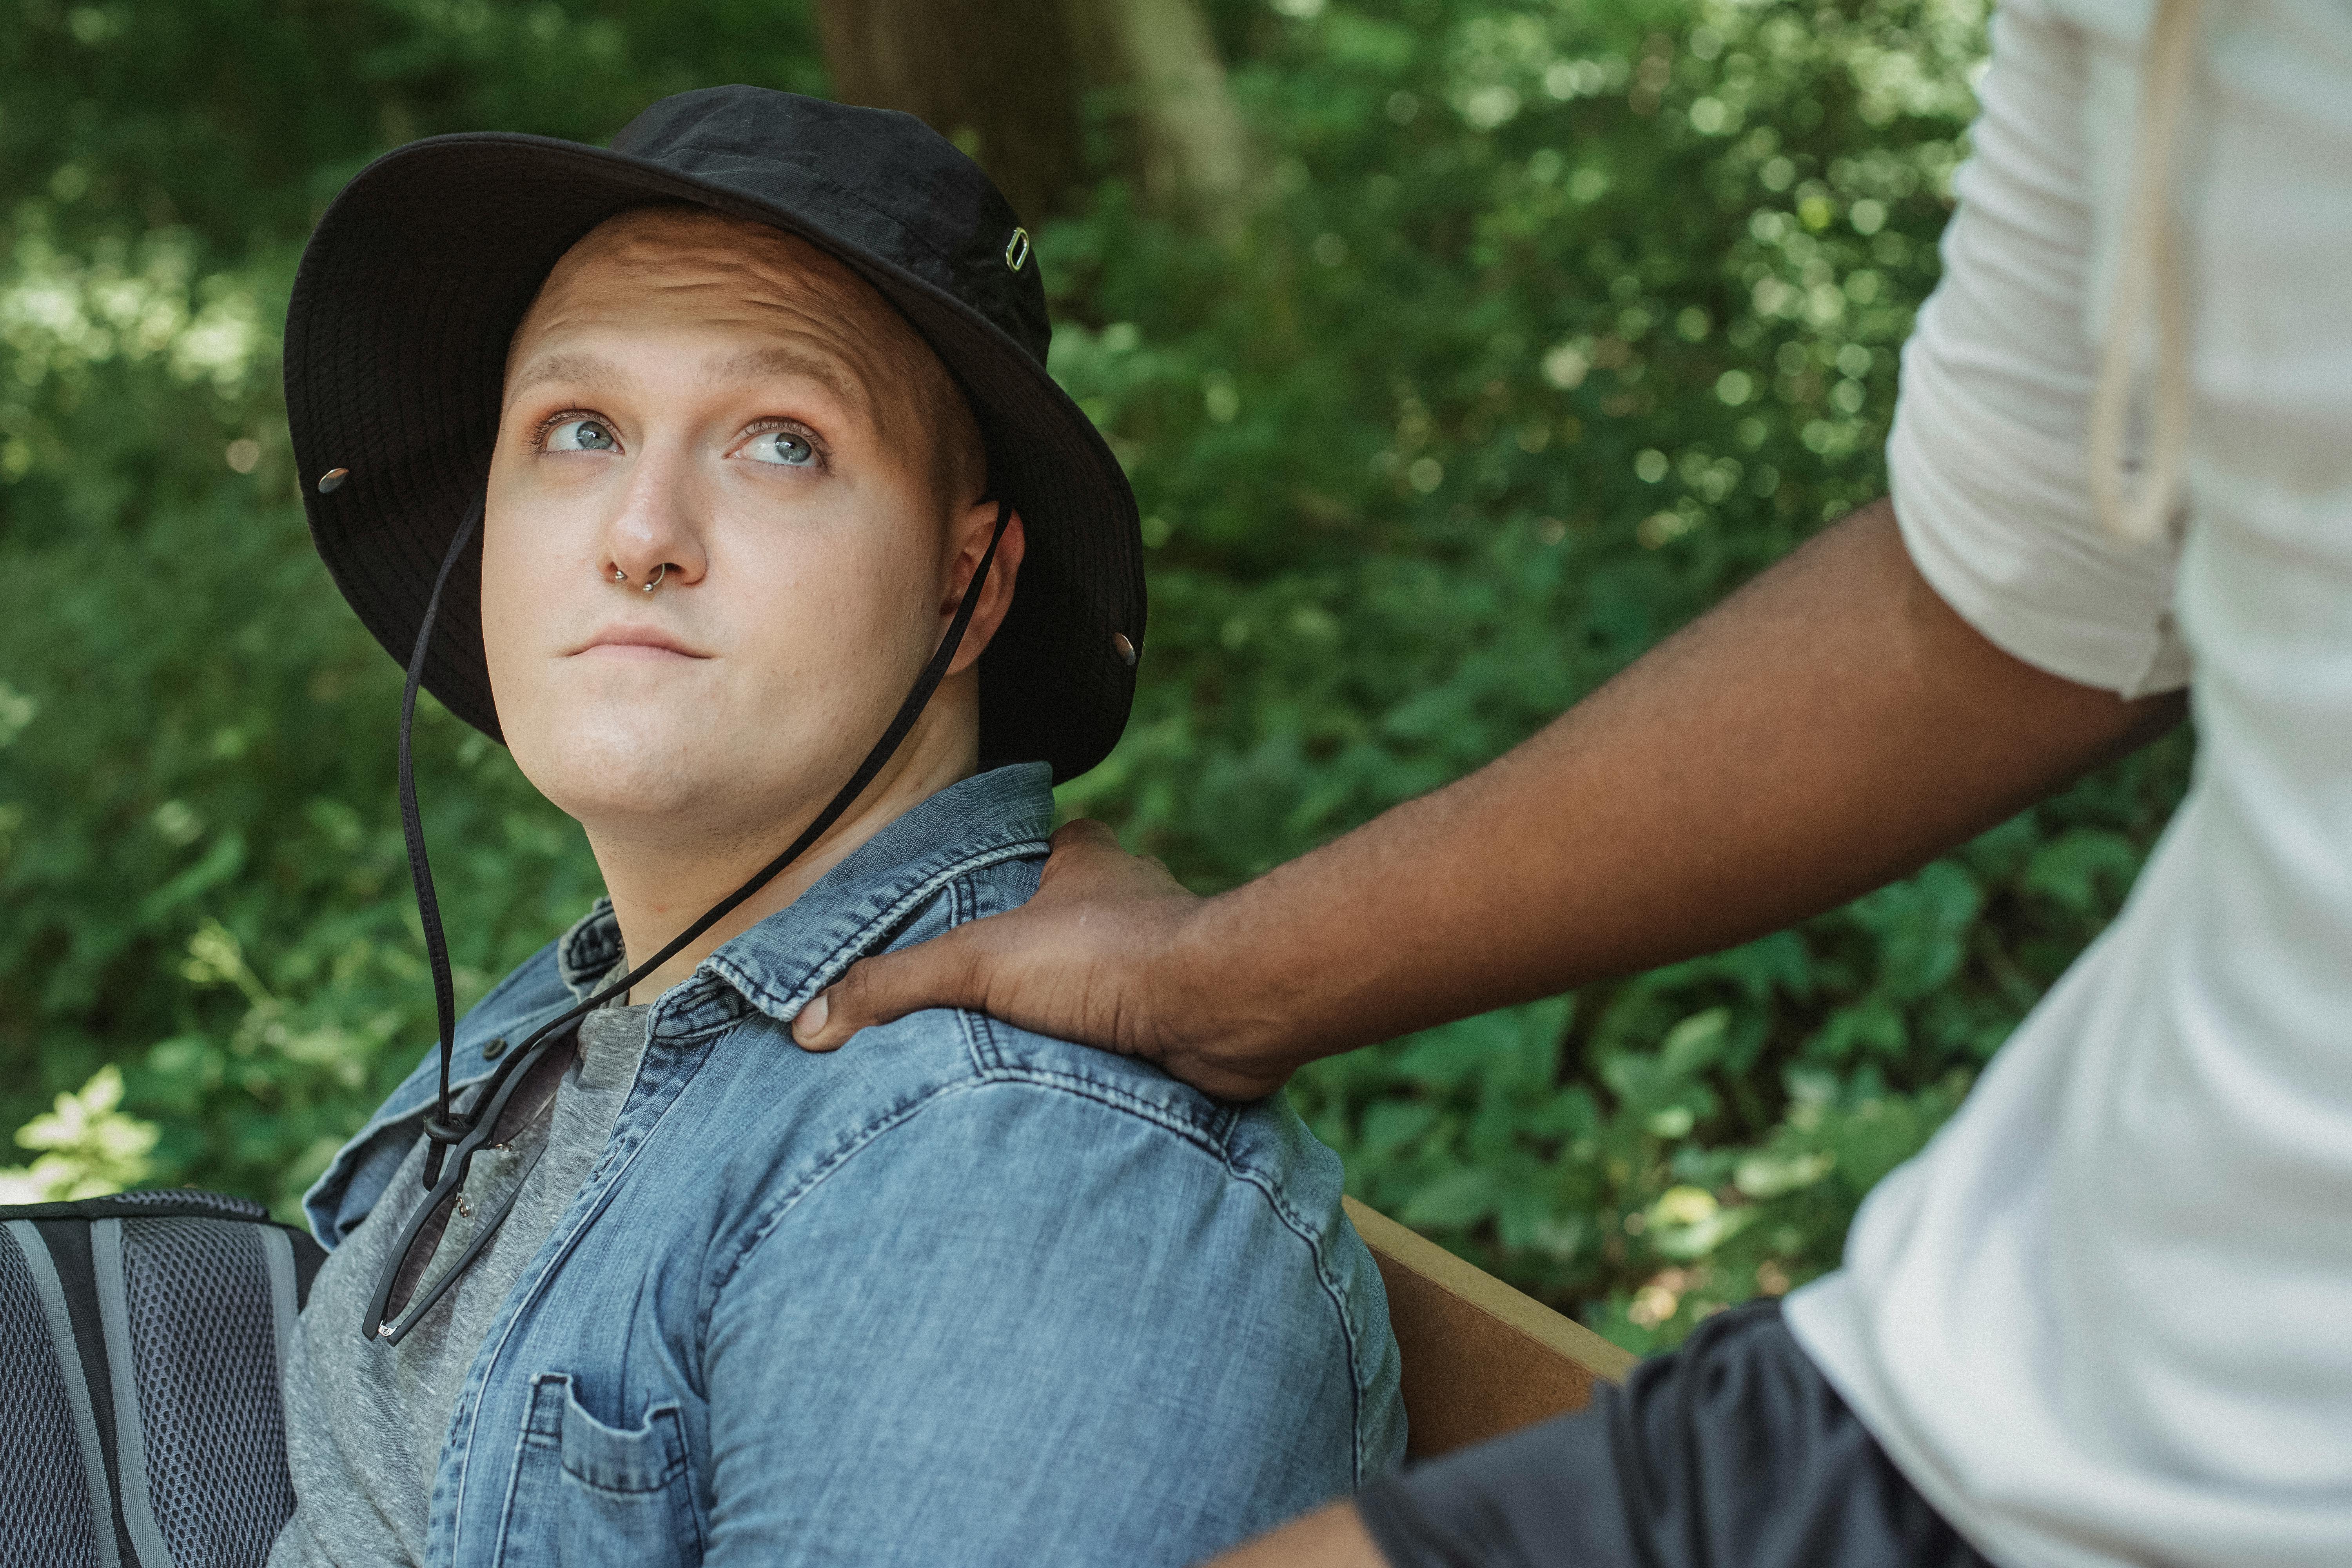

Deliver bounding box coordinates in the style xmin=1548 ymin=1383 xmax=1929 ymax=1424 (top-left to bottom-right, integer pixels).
xmin=0 ymin=0 xmax=2189 ymax=1351
xmin=0 ymin=1065 xmax=158 ymax=1201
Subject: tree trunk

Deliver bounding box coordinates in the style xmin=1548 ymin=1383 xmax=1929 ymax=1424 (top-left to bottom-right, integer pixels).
xmin=813 ymin=0 xmax=1086 ymax=225
xmin=1063 ymin=0 xmax=1249 ymax=232
xmin=813 ymin=0 xmax=1250 ymax=232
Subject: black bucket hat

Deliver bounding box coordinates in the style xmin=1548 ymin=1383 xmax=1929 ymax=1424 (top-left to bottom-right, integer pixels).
xmin=285 ymin=85 xmax=1144 ymax=784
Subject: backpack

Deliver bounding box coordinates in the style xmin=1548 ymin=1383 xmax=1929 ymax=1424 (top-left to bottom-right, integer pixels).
xmin=0 ymin=1189 xmax=325 ymax=1568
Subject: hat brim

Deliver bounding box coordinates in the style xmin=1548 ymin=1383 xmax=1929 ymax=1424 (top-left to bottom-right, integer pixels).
xmin=284 ymin=132 xmax=1143 ymax=784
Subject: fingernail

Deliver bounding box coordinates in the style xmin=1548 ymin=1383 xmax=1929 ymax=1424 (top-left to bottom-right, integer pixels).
xmin=792 ymin=991 xmax=829 ymax=1045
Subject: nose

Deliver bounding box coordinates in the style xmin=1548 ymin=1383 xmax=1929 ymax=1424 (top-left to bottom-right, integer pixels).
xmin=598 ymin=448 xmax=707 ymax=593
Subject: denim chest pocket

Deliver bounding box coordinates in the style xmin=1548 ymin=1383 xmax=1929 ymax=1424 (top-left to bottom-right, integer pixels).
xmin=497 ymin=1373 xmax=704 ymax=1567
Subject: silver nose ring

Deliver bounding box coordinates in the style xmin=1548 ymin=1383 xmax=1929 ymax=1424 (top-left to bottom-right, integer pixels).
xmin=641 ymin=563 xmax=667 ymax=595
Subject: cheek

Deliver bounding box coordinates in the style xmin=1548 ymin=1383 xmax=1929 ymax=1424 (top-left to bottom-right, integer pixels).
xmin=721 ymin=524 xmax=940 ymax=712
xmin=477 ymin=510 xmax=535 ymax=686
xmin=731 ymin=548 xmax=894 ymax=688
xmin=476 ymin=481 xmax=589 ymax=719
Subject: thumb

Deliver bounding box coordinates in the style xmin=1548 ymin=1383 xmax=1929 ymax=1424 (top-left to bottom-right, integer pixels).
xmin=791 ymin=930 xmax=984 ymax=1052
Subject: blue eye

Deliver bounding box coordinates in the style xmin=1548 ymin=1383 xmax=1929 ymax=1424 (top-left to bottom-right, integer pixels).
xmin=746 ymin=430 xmax=816 ymax=467
xmin=544 ymin=418 xmax=617 ymax=452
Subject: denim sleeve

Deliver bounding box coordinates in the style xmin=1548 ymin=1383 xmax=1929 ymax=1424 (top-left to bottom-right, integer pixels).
xmin=699 ymin=1078 xmax=1374 ymax=1566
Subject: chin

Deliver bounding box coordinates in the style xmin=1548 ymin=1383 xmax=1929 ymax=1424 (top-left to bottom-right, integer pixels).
xmin=539 ymin=760 xmax=714 ymax=827
xmin=512 ymin=703 xmax=729 ymax=821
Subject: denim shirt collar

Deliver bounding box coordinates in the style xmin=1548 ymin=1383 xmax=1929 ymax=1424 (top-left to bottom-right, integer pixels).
xmin=303 ymin=764 xmax=1054 ymax=1250
xmin=556 ymin=899 xmax=625 ymax=998
xmin=552 ymin=761 xmax=1054 ymax=1024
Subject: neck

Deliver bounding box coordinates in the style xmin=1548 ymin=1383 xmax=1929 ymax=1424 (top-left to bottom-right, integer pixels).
xmin=586 ymin=697 xmax=980 ymax=1003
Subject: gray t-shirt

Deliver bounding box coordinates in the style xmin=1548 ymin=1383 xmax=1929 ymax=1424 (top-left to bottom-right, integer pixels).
xmin=269 ymin=1001 xmax=653 ymax=1566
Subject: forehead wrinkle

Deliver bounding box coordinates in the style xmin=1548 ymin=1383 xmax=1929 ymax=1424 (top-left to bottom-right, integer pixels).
xmin=507 ymin=207 xmax=933 ymax=448
xmin=503 ymin=311 xmax=878 ymax=428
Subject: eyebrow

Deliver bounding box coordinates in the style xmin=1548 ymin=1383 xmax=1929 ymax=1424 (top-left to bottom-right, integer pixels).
xmin=503 ymin=344 xmax=871 ymax=416
xmin=503 ymin=350 xmax=615 ymax=410
xmin=711 ymin=345 xmax=870 ymax=415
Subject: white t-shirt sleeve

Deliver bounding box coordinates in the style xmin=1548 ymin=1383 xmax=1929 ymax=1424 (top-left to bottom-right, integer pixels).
xmin=1887 ymin=0 xmax=2190 ymax=699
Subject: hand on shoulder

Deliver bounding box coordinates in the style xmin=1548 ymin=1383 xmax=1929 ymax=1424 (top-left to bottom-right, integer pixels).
xmin=791 ymin=818 xmax=1301 ymax=1100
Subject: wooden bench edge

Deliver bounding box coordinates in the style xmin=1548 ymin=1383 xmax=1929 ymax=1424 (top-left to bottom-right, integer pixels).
xmin=1343 ymin=1195 xmax=1640 ymax=1385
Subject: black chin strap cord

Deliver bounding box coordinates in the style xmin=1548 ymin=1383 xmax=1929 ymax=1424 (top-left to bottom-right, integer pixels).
xmin=395 ymin=498 xmax=1012 ymax=1198
xmin=398 ymin=497 xmax=483 ymax=1185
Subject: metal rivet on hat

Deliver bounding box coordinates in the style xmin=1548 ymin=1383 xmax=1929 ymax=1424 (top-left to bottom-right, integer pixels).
xmin=1111 ymin=632 xmax=1138 ymax=668
xmin=481 ymin=1035 xmax=508 ymax=1061
xmin=1004 ymin=227 xmax=1031 ymax=272
xmin=317 ymin=467 xmax=350 ymax=494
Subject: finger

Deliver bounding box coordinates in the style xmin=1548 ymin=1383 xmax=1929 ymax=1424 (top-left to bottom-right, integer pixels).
xmin=1047 ymin=817 xmax=1124 ymax=851
xmin=790 ymin=987 xmax=842 ymax=1050
xmin=1196 ymin=1502 xmax=1385 ymax=1568
xmin=1042 ymin=818 xmax=1191 ymax=899
xmin=1038 ymin=818 xmax=1140 ymax=886
xmin=790 ymin=933 xmax=982 ymax=1051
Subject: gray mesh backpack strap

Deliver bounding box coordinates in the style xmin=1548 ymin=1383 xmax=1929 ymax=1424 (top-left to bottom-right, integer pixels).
xmin=0 ymin=1190 xmax=326 ymax=1568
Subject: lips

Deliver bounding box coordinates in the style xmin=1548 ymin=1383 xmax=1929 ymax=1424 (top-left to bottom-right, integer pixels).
xmin=570 ymin=623 xmax=711 ymax=659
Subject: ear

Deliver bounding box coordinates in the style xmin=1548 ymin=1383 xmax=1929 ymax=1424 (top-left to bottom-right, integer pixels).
xmin=939 ymin=498 xmax=1026 ymax=678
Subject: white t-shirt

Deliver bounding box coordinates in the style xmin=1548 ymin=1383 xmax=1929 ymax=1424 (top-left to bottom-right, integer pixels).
xmin=1782 ymin=1 xmax=2352 ymax=1564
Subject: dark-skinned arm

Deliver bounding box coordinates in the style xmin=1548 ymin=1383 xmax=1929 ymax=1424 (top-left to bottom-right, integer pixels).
xmin=793 ymin=499 xmax=2184 ymax=1099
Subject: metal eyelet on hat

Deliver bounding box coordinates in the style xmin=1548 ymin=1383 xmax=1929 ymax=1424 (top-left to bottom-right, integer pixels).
xmin=1111 ymin=632 xmax=1138 ymax=668
xmin=1004 ymin=227 xmax=1031 ymax=272
xmin=317 ymin=467 xmax=350 ymax=494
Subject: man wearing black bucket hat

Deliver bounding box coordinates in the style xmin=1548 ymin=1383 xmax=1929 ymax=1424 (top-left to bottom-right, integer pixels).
xmin=267 ymin=87 xmax=1402 ymax=1566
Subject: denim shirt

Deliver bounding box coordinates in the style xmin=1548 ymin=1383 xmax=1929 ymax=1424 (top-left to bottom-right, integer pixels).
xmin=299 ymin=763 xmax=1406 ymax=1566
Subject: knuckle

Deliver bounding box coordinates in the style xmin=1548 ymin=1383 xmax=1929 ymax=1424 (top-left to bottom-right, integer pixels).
xmin=1054 ymin=818 xmax=1118 ymax=850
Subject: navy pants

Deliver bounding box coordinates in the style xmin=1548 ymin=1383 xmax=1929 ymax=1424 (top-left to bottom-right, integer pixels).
xmin=1357 ymin=1301 xmax=1996 ymax=1568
